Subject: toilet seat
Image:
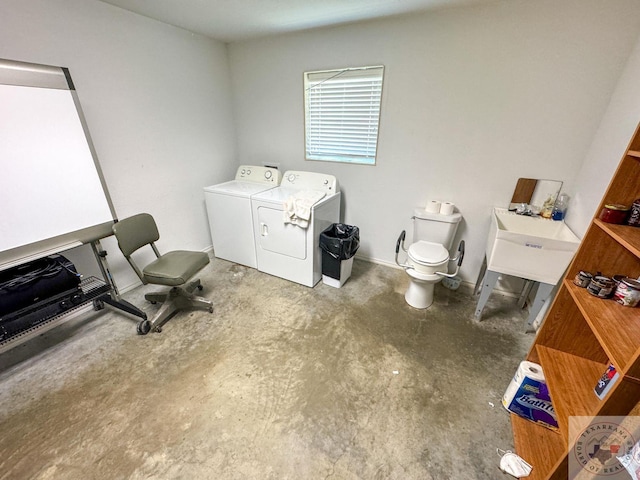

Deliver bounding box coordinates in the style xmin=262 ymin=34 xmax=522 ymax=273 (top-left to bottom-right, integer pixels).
xmin=408 ymin=241 xmax=449 ymax=270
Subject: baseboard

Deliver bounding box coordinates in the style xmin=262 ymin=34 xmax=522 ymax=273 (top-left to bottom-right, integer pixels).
xmin=118 ymin=280 xmax=142 ymax=295
xmin=354 ymin=254 xmax=401 ymax=270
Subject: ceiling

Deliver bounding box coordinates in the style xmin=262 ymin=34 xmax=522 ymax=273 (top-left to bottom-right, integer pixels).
xmin=98 ymin=0 xmax=494 ymax=43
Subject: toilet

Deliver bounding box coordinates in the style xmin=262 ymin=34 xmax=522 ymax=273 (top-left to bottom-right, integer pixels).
xmin=395 ymin=209 xmax=464 ymax=309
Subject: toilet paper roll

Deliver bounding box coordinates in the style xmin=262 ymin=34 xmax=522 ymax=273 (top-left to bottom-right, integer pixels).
xmin=502 ymin=361 xmax=545 ymax=409
xmin=425 ymin=200 xmax=441 ymax=214
xmin=440 ymin=202 xmax=455 ymax=215
xmin=501 ymin=361 xmax=558 ymax=429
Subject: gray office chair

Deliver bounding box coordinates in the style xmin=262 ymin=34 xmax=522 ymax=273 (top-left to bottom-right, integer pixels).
xmin=112 ymin=213 xmax=213 ymax=335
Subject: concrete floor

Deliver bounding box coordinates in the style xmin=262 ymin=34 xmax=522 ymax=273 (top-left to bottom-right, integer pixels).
xmin=0 ymin=258 xmax=533 ymax=479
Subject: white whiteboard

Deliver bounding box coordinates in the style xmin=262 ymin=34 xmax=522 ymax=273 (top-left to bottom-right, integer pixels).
xmin=0 ymin=85 xmax=113 ymax=252
xmin=0 ymin=59 xmax=116 ymax=270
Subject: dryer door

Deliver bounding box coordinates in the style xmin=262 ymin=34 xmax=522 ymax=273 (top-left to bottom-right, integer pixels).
xmin=256 ymin=205 xmax=307 ymax=259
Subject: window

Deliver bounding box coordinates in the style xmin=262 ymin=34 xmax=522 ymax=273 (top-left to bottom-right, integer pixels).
xmin=304 ymin=65 xmax=384 ymax=165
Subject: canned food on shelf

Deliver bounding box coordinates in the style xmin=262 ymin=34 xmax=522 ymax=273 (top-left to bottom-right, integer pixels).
xmin=599 ymin=204 xmax=630 ymax=224
xmin=573 ymin=271 xmax=592 ymax=288
xmin=587 ymin=275 xmax=614 ymax=298
xmin=613 ymin=277 xmax=640 ymax=307
xmin=627 ymin=199 xmax=640 ymax=226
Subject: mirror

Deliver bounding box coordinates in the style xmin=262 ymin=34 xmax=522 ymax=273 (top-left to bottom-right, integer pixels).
xmin=509 ymin=178 xmax=563 ymax=215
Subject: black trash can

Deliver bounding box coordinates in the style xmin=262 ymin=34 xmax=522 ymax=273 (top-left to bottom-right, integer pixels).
xmin=319 ymin=223 xmax=360 ymax=288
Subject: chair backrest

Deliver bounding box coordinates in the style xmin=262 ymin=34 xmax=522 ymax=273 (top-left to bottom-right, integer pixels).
xmin=113 ymin=213 xmax=160 ymax=256
xmin=113 ymin=214 xmax=161 ymax=282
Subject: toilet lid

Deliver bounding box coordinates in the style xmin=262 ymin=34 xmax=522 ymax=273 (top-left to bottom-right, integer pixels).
xmin=408 ymin=241 xmax=449 ymax=265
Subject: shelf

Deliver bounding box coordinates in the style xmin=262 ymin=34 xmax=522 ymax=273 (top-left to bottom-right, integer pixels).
xmin=595 ymin=218 xmax=640 ymax=257
xmin=512 ymin=124 xmax=640 ymax=480
xmin=512 ymin=413 xmax=565 ymax=480
xmin=565 ymin=279 xmax=640 ymax=377
xmin=536 ymin=345 xmax=607 ymax=438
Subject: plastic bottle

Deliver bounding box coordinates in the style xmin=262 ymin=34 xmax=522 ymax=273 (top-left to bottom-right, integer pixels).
xmin=552 ymin=193 xmax=570 ymax=221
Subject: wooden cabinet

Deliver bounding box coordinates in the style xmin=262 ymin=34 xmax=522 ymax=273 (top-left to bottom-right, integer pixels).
xmin=512 ymin=124 xmax=640 ymax=479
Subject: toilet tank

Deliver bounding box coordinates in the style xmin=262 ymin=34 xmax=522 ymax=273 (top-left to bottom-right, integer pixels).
xmin=413 ymin=208 xmax=462 ymax=249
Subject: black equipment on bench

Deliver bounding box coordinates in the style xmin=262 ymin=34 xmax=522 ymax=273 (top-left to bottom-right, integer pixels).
xmin=0 ymin=255 xmax=84 ymax=340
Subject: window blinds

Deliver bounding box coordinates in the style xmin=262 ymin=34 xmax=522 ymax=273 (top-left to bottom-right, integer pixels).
xmin=304 ymin=66 xmax=384 ymax=165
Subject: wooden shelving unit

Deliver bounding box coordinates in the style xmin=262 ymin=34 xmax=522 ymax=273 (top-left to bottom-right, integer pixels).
xmin=511 ymin=123 xmax=640 ymax=479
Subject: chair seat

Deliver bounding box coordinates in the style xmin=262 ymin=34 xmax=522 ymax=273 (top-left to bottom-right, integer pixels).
xmin=143 ymin=250 xmax=210 ymax=286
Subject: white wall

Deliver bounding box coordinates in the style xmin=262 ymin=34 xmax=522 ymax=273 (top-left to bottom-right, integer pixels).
xmin=0 ymin=0 xmax=236 ymax=290
xmin=2 ymin=0 xmax=639 ymax=295
xmin=228 ymin=0 xmax=640 ymax=286
xmin=565 ymin=33 xmax=640 ymax=237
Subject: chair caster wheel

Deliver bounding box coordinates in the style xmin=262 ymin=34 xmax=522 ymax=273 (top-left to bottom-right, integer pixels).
xmin=154 ymin=326 xmax=162 ymax=333
xmin=197 ymin=285 xmax=203 ymax=291
xmin=137 ymin=320 xmax=151 ymax=335
xmin=208 ymin=306 xmax=214 ymax=313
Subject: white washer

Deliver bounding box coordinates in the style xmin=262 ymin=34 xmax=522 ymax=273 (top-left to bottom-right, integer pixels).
xmin=251 ymin=171 xmax=341 ymax=287
xmin=204 ymin=165 xmax=282 ymax=268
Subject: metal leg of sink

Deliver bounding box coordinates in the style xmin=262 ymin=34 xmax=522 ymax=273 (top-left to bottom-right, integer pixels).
xmin=526 ymin=282 xmax=554 ymax=329
xmin=474 ymin=270 xmax=500 ymax=321
xmin=518 ymin=280 xmax=536 ymax=309
xmin=473 ymin=256 xmax=488 ymax=296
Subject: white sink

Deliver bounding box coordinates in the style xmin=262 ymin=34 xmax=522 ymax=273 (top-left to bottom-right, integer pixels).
xmin=486 ymin=208 xmax=580 ymax=284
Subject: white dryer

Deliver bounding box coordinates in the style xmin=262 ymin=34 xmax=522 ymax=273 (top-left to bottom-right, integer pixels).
xmin=251 ymin=171 xmax=341 ymax=287
xmin=204 ymin=165 xmax=282 ymax=268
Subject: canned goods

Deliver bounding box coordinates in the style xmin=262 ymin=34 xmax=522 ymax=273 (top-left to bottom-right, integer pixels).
xmin=587 ymin=276 xmax=614 ymax=298
xmin=613 ymin=277 xmax=640 ymax=307
xmin=627 ymin=199 xmax=640 ymax=227
xmin=599 ymin=204 xmax=630 ymax=224
xmin=573 ymin=271 xmax=592 ymax=288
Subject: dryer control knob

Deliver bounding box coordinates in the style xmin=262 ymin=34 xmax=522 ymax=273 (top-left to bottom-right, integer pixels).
xmin=264 ymin=170 xmax=272 ymax=179
xmin=288 ymin=174 xmax=296 ymax=183
xmin=323 ymin=179 xmax=328 ymax=185
xmin=241 ymin=169 xmax=246 ymax=175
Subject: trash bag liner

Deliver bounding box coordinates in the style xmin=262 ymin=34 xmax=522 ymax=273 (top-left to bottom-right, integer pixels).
xmin=319 ymin=224 xmax=360 ymax=260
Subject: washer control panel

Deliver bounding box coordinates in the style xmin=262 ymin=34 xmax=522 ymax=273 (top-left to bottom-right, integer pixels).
xmin=282 ymin=171 xmax=339 ymax=194
xmin=235 ymin=165 xmax=282 ymax=185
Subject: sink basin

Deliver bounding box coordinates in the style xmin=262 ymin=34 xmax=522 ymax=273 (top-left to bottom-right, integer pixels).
xmin=486 ymin=208 xmax=580 ymax=284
